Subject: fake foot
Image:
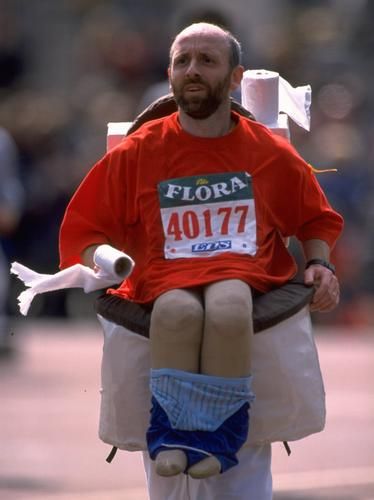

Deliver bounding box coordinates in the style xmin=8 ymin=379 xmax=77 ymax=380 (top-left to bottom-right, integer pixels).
xmin=187 ymin=455 xmax=221 ymax=479
xmin=155 ymin=449 xmax=187 ymax=477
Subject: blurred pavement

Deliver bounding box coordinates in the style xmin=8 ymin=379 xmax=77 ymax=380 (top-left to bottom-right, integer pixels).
xmin=0 ymin=319 xmax=373 ymax=500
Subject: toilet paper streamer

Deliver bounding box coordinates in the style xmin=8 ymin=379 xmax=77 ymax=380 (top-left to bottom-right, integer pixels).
xmin=11 ymin=245 xmax=134 ymax=316
xmin=241 ymin=69 xmax=311 ymax=131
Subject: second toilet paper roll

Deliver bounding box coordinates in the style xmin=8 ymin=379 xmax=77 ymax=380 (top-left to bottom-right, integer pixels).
xmin=241 ymin=69 xmax=280 ymax=126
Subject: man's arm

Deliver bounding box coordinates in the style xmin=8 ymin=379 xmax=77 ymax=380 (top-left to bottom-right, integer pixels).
xmin=81 ymin=244 xmax=100 ymax=270
xmin=302 ymin=238 xmax=340 ymax=312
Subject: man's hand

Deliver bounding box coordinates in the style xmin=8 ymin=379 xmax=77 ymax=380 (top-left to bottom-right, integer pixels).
xmin=304 ymin=264 xmax=340 ymax=312
xmin=81 ymin=244 xmax=100 ymax=270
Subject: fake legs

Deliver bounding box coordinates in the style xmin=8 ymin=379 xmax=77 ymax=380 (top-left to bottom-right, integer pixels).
xmin=202 ymin=280 xmax=253 ymax=377
xmin=148 ymin=280 xmax=254 ymax=477
xmin=150 ymin=287 xmax=204 ymax=373
xmin=150 ymin=281 xmax=253 ymax=375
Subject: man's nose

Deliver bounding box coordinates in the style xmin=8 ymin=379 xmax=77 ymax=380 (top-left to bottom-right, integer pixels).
xmin=186 ymin=58 xmax=200 ymax=77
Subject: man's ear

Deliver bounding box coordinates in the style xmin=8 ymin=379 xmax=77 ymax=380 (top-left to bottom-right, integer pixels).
xmin=167 ymin=67 xmax=172 ymax=90
xmin=230 ymin=65 xmax=244 ymax=92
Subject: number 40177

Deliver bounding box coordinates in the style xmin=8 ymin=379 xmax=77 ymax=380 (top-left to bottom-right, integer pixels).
xmin=166 ymin=205 xmax=249 ymax=241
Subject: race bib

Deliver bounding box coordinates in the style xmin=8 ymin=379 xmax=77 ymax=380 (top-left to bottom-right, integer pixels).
xmin=158 ymin=172 xmax=257 ymax=259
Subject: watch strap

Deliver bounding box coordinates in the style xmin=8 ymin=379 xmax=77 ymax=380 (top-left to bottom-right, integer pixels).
xmin=305 ymin=258 xmax=336 ymax=274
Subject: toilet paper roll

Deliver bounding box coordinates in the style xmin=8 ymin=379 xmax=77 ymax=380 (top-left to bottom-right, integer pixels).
xmin=270 ymin=113 xmax=290 ymax=142
xmin=94 ymin=244 xmax=135 ymax=280
xmin=241 ymin=70 xmax=280 ymax=126
xmin=241 ymin=69 xmax=311 ymax=132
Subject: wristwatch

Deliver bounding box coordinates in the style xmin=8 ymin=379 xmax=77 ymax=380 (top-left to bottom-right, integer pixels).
xmin=305 ymin=259 xmax=336 ymax=275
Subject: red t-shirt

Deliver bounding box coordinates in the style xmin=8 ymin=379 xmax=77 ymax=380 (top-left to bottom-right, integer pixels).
xmin=59 ymin=112 xmax=343 ymax=303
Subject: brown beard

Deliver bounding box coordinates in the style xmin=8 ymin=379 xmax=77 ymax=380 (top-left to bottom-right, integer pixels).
xmin=171 ymin=73 xmax=232 ymax=119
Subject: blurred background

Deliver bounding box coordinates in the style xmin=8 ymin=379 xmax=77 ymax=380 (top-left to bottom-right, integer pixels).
xmin=1 ymin=0 xmax=374 ymax=343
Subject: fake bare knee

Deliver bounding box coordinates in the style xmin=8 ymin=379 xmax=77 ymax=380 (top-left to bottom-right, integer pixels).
xmin=150 ymin=290 xmax=204 ymax=345
xmin=207 ymin=289 xmax=253 ymax=340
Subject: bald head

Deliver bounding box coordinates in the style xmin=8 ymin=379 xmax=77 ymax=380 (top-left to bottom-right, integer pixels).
xmin=170 ymin=22 xmax=242 ymax=70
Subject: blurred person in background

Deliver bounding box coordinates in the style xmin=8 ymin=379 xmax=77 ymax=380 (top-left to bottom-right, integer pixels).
xmin=0 ymin=127 xmax=24 ymax=356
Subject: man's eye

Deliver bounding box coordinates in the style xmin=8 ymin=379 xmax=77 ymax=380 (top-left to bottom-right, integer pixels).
xmin=175 ymin=57 xmax=187 ymax=65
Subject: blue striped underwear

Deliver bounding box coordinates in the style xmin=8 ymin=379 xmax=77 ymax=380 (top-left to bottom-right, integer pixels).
xmin=150 ymin=368 xmax=255 ymax=432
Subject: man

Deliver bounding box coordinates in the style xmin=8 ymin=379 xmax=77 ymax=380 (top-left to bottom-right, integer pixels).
xmin=59 ymin=23 xmax=343 ymax=499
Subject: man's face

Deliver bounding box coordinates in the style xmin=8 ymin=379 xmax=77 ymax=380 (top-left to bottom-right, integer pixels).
xmin=169 ymin=29 xmax=235 ymax=119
